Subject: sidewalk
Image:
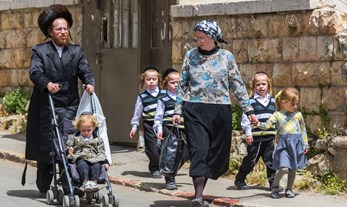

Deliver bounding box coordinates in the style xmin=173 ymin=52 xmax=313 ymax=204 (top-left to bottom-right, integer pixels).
xmin=1 ymin=131 xmax=347 ymax=207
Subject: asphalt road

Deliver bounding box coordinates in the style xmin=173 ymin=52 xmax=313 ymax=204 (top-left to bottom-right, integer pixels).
xmin=0 ymin=159 xmax=200 ymax=207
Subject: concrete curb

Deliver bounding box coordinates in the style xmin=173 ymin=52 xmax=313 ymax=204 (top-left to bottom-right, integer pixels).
xmin=1 ymin=149 xmax=259 ymax=207
xmin=0 ymin=150 xmax=36 ymax=167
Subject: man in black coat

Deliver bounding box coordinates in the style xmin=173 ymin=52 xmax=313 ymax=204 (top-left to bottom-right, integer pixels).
xmin=25 ymin=4 xmax=95 ymax=196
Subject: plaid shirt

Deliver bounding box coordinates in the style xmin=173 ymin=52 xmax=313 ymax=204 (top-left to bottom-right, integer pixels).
xmin=258 ymin=110 xmax=308 ymax=147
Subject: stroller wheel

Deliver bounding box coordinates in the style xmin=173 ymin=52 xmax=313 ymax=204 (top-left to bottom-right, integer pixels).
xmin=95 ymin=191 xmax=102 ymax=204
xmin=86 ymin=192 xmax=93 ymax=204
xmin=112 ymin=194 xmax=119 ymax=207
xmin=57 ymin=189 xmax=64 ymax=205
xmin=62 ymin=195 xmax=70 ymax=207
xmin=74 ymin=195 xmax=80 ymax=207
xmin=46 ymin=190 xmax=54 ymax=205
xmin=102 ymin=194 xmax=109 ymax=207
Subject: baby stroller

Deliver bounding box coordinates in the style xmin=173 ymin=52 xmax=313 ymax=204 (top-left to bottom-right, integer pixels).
xmin=70 ymin=91 xmax=119 ymax=207
xmin=46 ymin=93 xmax=81 ymax=207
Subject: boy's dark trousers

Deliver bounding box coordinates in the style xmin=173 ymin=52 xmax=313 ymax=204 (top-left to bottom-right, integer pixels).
xmin=76 ymin=159 xmax=101 ymax=181
xmin=143 ymin=121 xmax=161 ymax=173
xmin=235 ymin=138 xmax=276 ymax=185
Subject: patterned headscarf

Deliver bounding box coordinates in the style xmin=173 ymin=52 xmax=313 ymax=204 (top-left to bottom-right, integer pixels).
xmin=195 ymin=20 xmax=229 ymax=44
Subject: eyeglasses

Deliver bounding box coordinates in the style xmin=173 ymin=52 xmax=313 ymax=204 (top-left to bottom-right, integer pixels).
xmin=194 ymin=36 xmax=208 ymax=42
xmin=53 ymin=27 xmax=70 ymax=32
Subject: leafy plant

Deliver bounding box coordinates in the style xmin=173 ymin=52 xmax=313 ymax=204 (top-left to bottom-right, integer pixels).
xmin=246 ymin=159 xmax=267 ymax=186
xmin=318 ymin=170 xmax=346 ymax=195
xmin=225 ymin=156 xmax=242 ymax=176
xmin=293 ymin=168 xmax=317 ymax=190
xmin=1 ymin=88 xmax=29 ymax=115
xmin=232 ymin=104 xmax=243 ymax=130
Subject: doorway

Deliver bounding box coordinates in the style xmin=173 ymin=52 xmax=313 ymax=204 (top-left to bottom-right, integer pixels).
xmin=82 ymin=0 xmax=177 ymax=144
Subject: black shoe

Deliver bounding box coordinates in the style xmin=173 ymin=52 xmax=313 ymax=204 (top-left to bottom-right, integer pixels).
xmin=271 ymin=187 xmax=280 ymax=199
xmin=234 ymin=180 xmax=249 ymax=190
xmin=151 ymin=170 xmax=162 ymax=178
xmin=166 ymin=181 xmax=178 ymax=190
xmin=269 ymin=182 xmax=284 ymax=192
xmin=192 ymin=198 xmax=209 ymax=207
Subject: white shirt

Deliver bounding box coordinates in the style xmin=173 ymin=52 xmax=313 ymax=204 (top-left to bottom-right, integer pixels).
xmin=241 ymin=92 xmax=271 ymax=136
xmin=130 ymin=87 xmax=160 ymax=131
xmin=52 ymin=41 xmax=63 ymax=58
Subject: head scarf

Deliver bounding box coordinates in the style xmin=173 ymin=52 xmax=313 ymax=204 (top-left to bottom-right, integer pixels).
xmin=195 ymin=20 xmax=229 ymax=44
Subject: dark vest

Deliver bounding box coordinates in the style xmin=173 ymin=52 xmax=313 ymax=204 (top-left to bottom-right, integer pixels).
xmin=140 ymin=89 xmax=166 ymax=121
xmin=250 ymin=96 xmax=276 ymax=137
xmin=161 ymin=94 xmax=184 ymax=128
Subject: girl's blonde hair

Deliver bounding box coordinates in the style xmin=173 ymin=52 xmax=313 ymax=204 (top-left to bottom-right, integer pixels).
xmin=249 ymin=71 xmax=273 ymax=96
xmin=161 ymin=71 xmax=179 ymax=89
xmin=73 ymin=113 xmax=99 ymax=130
xmin=139 ymin=69 xmax=161 ymax=88
xmin=275 ymin=87 xmax=299 ymax=110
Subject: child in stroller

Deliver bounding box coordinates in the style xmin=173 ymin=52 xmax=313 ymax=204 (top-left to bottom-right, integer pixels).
xmin=66 ymin=112 xmax=110 ymax=193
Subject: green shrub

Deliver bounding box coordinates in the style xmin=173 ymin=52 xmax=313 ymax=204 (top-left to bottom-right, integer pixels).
xmin=232 ymin=104 xmax=243 ymax=130
xmin=225 ymin=156 xmax=242 ymax=176
xmin=247 ymin=159 xmax=267 ymax=186
xmin=318 ymin=170 xmax=347 ymax=195
xmin=1 ymin=88 xmax=29 ymax=115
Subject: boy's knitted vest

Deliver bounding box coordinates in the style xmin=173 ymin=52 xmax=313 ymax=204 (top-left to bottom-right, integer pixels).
xmin=140 ymin=89 xmax=166 ymax=122
xmin=161 ymin=94 xmax=184 ymax=129
xmin=250 ymin=96 xmax=276 ymax=136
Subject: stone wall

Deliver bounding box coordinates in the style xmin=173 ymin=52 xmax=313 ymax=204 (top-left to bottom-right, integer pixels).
xmin=0 ymin=1 xmax=81 ymax=95
xmin=172 ymin=0 xmax=347 ymax=134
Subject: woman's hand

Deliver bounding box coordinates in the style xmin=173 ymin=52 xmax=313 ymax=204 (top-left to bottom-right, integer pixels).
xmin=172 ymin=115 xmax=181 ymax=124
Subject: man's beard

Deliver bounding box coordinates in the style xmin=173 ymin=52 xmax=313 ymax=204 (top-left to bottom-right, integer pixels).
xmin=51 ymin=36 xmax=70 ymax=47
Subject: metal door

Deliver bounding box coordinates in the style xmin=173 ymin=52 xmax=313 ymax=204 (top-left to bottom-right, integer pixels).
xmin=82 ymin=0 xmax=176 ymax=145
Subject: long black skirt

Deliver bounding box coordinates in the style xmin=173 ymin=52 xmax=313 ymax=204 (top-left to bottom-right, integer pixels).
xmin=183 ymin=102 xmax=232 ymax=179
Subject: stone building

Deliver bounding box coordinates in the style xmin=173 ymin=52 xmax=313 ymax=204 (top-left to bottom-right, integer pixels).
xmin=1 ymin=1 xmax=347 ymax=176
xmin=172 ymin=0 xmax=347 ymax=179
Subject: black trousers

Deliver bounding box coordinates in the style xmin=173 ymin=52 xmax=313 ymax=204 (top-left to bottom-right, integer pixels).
xmin=235 ymin=139 xmax=276 ymax=184
xmin=143 ymin=121 xmax=161 ymax=173
xmin=76 ymin=159 xmax=101 ymax=181
xmin=36 ymin=162 xmax=54 ymax=193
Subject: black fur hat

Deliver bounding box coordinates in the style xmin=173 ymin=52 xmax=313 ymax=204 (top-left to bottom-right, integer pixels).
xmin=38 ymin=4 xmax=73 ymax=37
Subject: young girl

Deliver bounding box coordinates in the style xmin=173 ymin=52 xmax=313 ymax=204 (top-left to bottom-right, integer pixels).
xmin=153 ymin=68 xmax=189 ymax=190
xmin=235 ymin=71 xmax=277 ymax=191
xmin=66 ymin=112 xmax=109 ymax=192
xmin=253 ymin=87 xmax=308 ymax=199
xmin=130 ymin=66 xmax=166 ymax=178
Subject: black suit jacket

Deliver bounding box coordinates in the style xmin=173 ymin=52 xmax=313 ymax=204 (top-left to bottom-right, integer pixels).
xmin=25 ymin=41 xmax=95 ymax=163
